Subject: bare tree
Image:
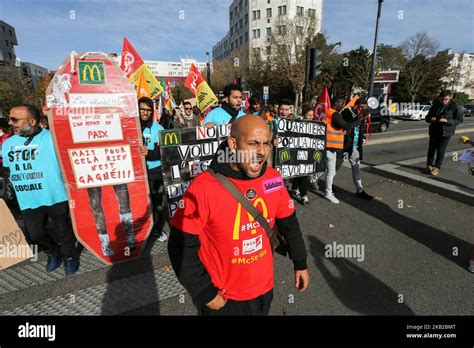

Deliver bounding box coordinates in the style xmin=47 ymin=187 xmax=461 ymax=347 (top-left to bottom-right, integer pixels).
xmin=269 ymin=12 xmax=318 ymax=114
xmin=399 ymin=32 xmax=441 ymax=102
xmin=443 ymin=52 xmax=463 ymax=92
xmin=400 ymin=32 xmax=439 ymax=60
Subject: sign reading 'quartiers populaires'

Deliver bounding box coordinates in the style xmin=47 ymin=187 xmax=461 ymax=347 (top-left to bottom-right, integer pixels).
xmin=274 ymin=118 xmax=327 ymax=179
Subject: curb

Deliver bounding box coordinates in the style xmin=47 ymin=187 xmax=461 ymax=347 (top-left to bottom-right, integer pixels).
xmin=370 ymin=163 xmax=474 ymax=206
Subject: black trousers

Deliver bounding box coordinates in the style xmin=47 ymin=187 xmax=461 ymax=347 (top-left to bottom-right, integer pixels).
xmin=291 ymin=176 xmax=310 ymax=196
xmin=427 ymin=133 xmax=451 ymax=168
xmin=198 ymin=289 xmax=273 ymax=316
xmin=148 ymin=167 xmax=167 ymax=231
xmin=22 ymin=201 xmax=77 ymax=258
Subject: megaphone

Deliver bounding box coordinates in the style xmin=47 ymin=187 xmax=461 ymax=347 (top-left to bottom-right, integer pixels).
xmin=367 ymin=97 xmax=379 ymax=109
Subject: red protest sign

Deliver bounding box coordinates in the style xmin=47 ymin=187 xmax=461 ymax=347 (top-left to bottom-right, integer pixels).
xmin=46 ymin=52 xmax=153 ymax=264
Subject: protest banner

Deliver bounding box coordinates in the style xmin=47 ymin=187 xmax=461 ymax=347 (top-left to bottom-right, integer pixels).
xmin=160 ymin=124 xmax=231 ymax=217
xmin=46 ymin=52 xmax=152 ymax=264
xmin=274 ymin=118 xmax=326 ymax=179
xmin=0 ymin=199 xmax=34 ymax=270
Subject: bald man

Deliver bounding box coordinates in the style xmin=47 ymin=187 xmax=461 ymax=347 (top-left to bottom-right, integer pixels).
xmin=168 ymin=114 xmax=309 ymax=316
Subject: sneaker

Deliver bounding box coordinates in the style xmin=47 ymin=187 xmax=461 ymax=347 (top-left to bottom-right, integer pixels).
xmin=101 ymin=242 xmax=114 ymax=257
xmin=64 ymin=257 xmax=79 ymax=276
xmin=157 ymin=231 xmax=168 ymax=242
xmin=469 ymin=260 xmax=474 ymax=273
xmin=126 ymin=234 xmax=136 ymax=251
xmin=99 ymin=234 xmax=114 ymax=256
xmin=301 ymin=195 xmax=310 ymax=206
xmin=292 ymin=188 xmax=301 ymax=199
xmin=46 ymin=255 xmax=62 ymax=272
xmin=424 ymin=165 xmax=433 ymax=174
xmin=325 ymin=193 xmax=340 ymax=204
xmin=431 ymin=167 xmax=440 ymax=176
xmin=356 ymin=191 xmax=374 ymax=200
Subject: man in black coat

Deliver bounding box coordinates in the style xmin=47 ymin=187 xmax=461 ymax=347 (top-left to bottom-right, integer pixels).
xmin=425 ymin=90 xmax=464 ymax=175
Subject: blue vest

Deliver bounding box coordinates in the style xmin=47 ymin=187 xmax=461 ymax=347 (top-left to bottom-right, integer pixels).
xmin=142 ymin=121 xmax=164 ymax=170
xmin=2 ymin=129 xmax=68 ymax=210
xmin=203 ymin=107 xmax=245 ymax=126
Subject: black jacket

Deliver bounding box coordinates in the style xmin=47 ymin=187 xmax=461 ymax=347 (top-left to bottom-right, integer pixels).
xmin=341 ymin=108 xmax=365 ymax=160
xmin=331 ymin=109 xmax=363 ymax=156
xmin=167 ymin=141 xmax=308 ymax=306
xmin=425 ymin=100 xmax=463 ymax=137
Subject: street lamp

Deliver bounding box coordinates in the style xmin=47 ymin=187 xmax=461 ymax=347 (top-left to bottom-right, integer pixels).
xmin=368 ymin=0 xmax=383 ymax=98
xmin=206 ymin=51 xmax=211 ymax=89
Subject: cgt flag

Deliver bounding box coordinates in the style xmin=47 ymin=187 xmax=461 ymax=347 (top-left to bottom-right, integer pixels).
xmin=184 ymin=63 xmax=217 ymax=112
xmin=120 ymin=37 xmax=164 ymax=99
xmin=313 ymin=86 xmax=331 ymax=122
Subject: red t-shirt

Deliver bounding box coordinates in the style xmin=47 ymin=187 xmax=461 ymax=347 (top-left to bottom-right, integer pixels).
xmin=171 ymin=167 xmax=295 ymax=301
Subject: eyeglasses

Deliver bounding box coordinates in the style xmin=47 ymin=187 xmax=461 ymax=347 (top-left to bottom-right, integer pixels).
xmin=184 ymin=108 xmax=192 ymax=110
xmin=139 ymin=108 xmax=153 ymax=113
xmin=7 ymin=117 xmax=32 ymax=123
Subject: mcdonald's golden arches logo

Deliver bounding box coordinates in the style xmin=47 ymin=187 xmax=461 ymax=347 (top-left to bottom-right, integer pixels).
xmin=279 ymin=149 xmax=291 ymax=163
xmin=160 ymin=130 xmax=181 ymax=147
xmin=78 ymin=61 xmax=105 ymax=85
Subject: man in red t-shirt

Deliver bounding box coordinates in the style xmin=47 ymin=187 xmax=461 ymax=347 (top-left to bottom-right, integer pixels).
xmin=168 ymin=114 xmax=309 ymax=315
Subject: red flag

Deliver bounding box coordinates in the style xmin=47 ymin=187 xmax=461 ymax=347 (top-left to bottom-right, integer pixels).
xmin=184 ymin=64 xmax=204 ymax=96
xmin=120 ymin=37 xmax=144 ymax=78
xmin=184 ymin=63 xmax=217 ymax=111
xmin=313 ymin=87 xmax=331 ymax=121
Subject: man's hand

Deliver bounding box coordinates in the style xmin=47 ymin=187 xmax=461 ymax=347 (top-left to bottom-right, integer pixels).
xmin=295 ymin=269 xmax=309 ymax=293
xmin=439 ymin=118 xmax=448 ymax=123
xmin=431 ymin=117 xmax=437 ymax=122
xmin=273 ymin=136 xmax=280 ymax=146
xmin=178 ymin=116 xmax=185 ymax=125
xmin=139 ymin=146 xmax=148 ymax=156
xmin=205 ymin=122 xmax=216 ymax=128
xmin=206 ymin=290 xmax=227 ymax=310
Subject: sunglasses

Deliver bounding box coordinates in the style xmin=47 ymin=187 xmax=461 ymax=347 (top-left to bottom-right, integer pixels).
xmin=184 ymin=108 xmax=192 ymax=110
xmin=7 ymin=117 xmax=32 ymax=123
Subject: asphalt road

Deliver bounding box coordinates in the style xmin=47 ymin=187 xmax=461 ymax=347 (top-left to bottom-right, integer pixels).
xmin=1 ymin=118 xmax=473 ymax=317
xmin=364 ymin=117 xmax=474 ymax=166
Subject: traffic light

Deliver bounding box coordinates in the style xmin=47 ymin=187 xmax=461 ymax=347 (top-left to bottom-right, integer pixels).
xmin=308 ymin=48 xmax=322 ymax=81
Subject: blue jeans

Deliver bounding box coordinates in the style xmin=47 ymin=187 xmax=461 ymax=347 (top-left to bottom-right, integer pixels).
xmin=325 ymin=149 xmax=363 ymax=195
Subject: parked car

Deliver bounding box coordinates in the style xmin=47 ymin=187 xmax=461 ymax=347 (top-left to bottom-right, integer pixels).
xmin=463 ymin=104 xmax=474 ymax=117
xmin=399 ymin=104 xmax=431 ymax=120
xmin=368 ymin=108 xmax=390 ymax=133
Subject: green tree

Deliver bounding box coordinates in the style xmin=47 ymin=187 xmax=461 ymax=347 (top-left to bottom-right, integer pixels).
xmin=453 ymin=92 xmax=470 ymax=106
xmin=0 ymin=63 xmax=35 ymax=116
xmin=376 ymin=43 xmax=406 ymax=70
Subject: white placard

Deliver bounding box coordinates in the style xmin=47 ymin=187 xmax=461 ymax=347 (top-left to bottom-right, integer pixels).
xmin=68 ymin=145 xmax=135 ymax=188
xmin=69 ymin=93 xmax=130 ymax=108
xmin=68 ymin=113 xmax=123 ymax=143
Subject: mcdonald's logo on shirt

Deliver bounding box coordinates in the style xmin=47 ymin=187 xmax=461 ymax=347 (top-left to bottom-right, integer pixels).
xmin=160 ymin=130 xmax=181 ymax=147
xmin=79 ymin=61 xmax=105 ymax=85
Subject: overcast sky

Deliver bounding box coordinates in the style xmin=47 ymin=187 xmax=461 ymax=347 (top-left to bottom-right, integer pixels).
xmin=1 ymin=0 xmax=473 ymax=70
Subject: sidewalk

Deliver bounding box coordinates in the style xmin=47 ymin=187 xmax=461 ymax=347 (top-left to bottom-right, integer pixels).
xmin=371 ymin=151 xmax=474 ymax=205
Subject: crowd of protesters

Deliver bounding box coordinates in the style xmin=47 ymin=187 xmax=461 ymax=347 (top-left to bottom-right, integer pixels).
xmin=0 ymin=83 xmax=471 ymax=316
